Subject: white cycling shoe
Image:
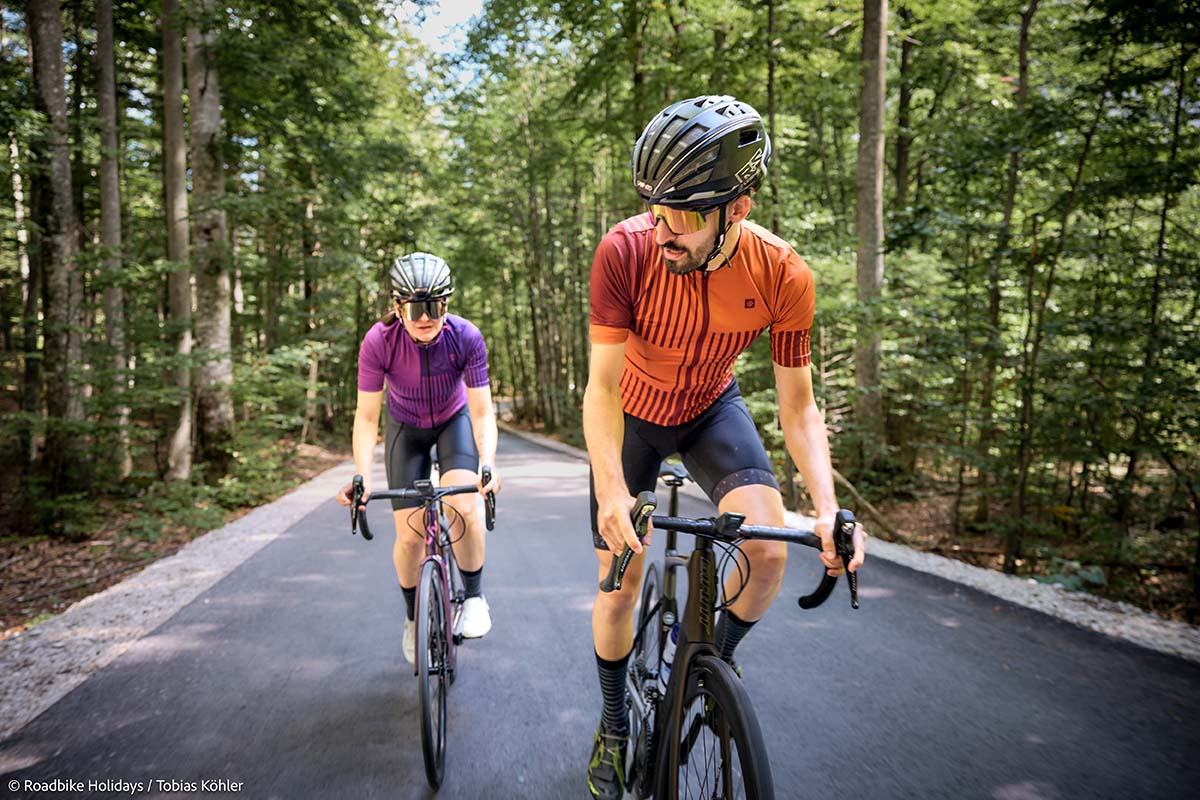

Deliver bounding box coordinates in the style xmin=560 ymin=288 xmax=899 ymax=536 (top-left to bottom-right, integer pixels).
xmin=402 ymin=618 xmax=416 ymax=665
xmin=456 ymin=595 xmax=492 ymax=639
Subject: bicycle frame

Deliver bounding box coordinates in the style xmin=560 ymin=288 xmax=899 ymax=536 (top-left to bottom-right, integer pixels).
xmin=413 ymin=497 xmax=458 ymax=678
xmin=350 ymin=474 xmax=494 ymax=678
xmin=617 ymin=469 xmax=859 ymax=798
xmin=639 ymin=481 xmax=727 ymax=797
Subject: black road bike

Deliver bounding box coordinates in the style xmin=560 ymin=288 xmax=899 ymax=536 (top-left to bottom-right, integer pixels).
xmin=350 ymin=469 xmax=496 ymax=790
xmin=601 ymin=462 xmax=859 ymax=799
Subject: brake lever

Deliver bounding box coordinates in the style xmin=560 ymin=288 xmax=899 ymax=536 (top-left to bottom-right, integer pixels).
xmin=834 ymin=509 xmax=859 ymax=609
xmin=351 ymin=475 xmax=373 ymax=541
xmin=798 ymin=509 xmax=859 ymax=610
xmin=481 ymin=465 xmax=496 ymax=532
xmin=600 ymin=491 xmax=657 ymax=593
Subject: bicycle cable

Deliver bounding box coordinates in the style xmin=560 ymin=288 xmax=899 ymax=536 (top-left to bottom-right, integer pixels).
xmin=714 ymin=538 xmax=751 ymax=612
xmin=400 ymin=495 xmax=471 ymax=546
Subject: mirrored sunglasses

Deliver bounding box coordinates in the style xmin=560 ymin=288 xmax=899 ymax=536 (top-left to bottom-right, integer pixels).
xmin=401 ymin=298 xmax=447 ymax=322
xmin=648 ymin=204 xmax=715 ymax=236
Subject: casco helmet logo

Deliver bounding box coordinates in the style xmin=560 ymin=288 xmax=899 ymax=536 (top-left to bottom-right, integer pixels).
xmin=735 ymin=148 xmax=765 ymax=185
xmin=635 ymin=179 xmax=655 ymax=192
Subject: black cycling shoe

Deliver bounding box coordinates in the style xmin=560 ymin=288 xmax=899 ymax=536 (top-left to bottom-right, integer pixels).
xmin=586 ymin=722 xmax=627 ymax=800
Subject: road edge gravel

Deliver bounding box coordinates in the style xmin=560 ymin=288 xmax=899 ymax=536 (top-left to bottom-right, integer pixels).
xmin=0 ymin=458 xmax=358 ymax=742
xmin=2 ymin=429 xmax=1196 ymax=744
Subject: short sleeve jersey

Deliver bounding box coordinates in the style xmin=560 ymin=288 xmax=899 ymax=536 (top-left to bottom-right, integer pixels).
xmin=357 ymin=313 xmax=490 ymax=428
xmin=590 ymin=212 xmax=814 ymax=426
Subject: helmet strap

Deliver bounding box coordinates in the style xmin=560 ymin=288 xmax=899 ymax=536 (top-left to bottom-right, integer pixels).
xmin=701 ymin=206 xmax=734 ymax=270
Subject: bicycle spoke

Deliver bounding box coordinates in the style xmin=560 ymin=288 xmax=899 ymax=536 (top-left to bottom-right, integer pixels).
xmin=678 ymin=684 xmax=748 ymax=800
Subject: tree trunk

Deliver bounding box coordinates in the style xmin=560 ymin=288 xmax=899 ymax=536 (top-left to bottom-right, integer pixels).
xmin=187 ymin=0 xmax=235 ymax=474
xmin=811 ymin=103 xmax=838 ymax=224
xmin=976 ymin=0 xmax=1038 ymax=525
xmin=162 ymin=0 xmax=193 ymax=481
xmin=20 ymin=169 xmax=42 ymax=466
xmin=894 ymin=8 xmax=914 ymax=210
xmin=767 ymin=0 xmax=778 ymax=227
xmin=301 ymin=174 xmax=320 ymax=443
xmin=28 ymin=0 xmax=85 ymax=494
xmin=0 ymin=17 xmax=29 ymax=318
xmin=69 ymin=3 xmax=86 ymax=253
xmin=665 ymin=1 xmax=686 ymax=102
xmin=5 ymin=15 xmax=37 ymax=461
xmin=628 ymin=3 xmax=646 ymax=142
xmin=7 ymin=133 xmax=30 ymax=331
xmin=96 ymin=0 xmax=131 ymax=479
xmin=853 ymin=0 xmax=888 ymax=464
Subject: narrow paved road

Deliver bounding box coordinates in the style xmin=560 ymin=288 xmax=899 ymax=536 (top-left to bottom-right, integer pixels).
xmin=2 ymin=432 xmax=1197 ymax=799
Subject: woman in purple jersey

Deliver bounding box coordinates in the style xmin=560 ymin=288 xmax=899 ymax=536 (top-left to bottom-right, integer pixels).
xmin=337 ymin=252 xmax=502 ymax=664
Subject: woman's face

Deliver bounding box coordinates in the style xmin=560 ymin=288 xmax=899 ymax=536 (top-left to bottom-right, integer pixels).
xmin=397 ymin=298 xmax=447 ymax=344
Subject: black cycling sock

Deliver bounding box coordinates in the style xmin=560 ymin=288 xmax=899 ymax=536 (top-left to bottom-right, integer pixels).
xmin=460 ymin=566 xmax=483 ymax=598
xmin=596 ymin=649 xmax=631 ymax=737
xmin=714 ymin=609 xmax=757 ymax=661
xmin=401 ymin=584 xmax=416 ymax=621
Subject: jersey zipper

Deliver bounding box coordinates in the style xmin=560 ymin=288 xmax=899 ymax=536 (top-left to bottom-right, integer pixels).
xmin=686 ymin=270 xmax=713 ymax=393
xmin=422 ymin=346 xmax=434 ymax=428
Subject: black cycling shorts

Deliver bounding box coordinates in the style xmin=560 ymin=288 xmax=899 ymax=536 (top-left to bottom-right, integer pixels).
xmin=589 ymin=380 xmax=779 ymax=549
xmin=385 ymin=405 xmax=479 ymax=510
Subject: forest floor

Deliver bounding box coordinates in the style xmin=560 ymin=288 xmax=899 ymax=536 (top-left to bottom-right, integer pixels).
xmin=0 ymin=440 xmax=349 ymax=640
xmin=880 ymin=492 xmax=1195 ymax=622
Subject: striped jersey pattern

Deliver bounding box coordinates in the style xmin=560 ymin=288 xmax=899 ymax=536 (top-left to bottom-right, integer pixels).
xmin=590 ymin=213 xmax=815 ymax=426
xmin=357 ymin=314 xmax=489 ymax=428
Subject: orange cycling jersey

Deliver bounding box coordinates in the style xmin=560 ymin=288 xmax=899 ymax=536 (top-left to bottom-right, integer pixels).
xmin=590 ymin=212 xmax=815 ymax=426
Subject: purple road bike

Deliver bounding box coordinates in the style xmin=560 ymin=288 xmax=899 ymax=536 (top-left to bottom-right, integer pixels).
xmin=350 ymin=469 xmax=495 ymax=790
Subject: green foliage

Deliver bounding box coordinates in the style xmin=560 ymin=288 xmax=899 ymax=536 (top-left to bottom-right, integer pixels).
xmin=1035 ymin=557 xmax=1109 ymax=592
xmin=0 ymin=0 xmax=1196 ymax=616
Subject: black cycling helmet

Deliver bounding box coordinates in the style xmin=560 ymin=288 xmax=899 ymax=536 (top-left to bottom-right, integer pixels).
xmin=389 ymin=252 xmax=454 ymax=301
xmin=632 ymin=95 xmax=771 ymax=210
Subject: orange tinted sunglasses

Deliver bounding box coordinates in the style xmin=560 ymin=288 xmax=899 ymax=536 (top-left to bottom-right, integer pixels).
xmin=648 ymin=204 xmax=716 ymax=235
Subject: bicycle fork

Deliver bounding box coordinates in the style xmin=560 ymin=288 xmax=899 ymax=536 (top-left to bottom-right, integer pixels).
xmin=655 ymin=542 xmax=723 ymax=797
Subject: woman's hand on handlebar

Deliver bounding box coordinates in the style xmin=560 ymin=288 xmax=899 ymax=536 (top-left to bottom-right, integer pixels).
xmin=337 ymin=477 xmax=371 ymax=509
xmin=815 ymin=514 xmax=867 ymax=577
xmin=478 ymin=465 xmax=501 ymax=495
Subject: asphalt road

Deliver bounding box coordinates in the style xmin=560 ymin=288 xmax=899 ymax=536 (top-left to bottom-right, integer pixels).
xmin=2 ymin=432 xmax=1198 ymax=799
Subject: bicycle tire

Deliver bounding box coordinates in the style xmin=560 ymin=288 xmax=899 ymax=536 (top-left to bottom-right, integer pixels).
xmin=630 ymin=563 xmax=662 ymax=799
xmin=442 ymin=518 xmax=466 ymax=652
xmin=417 ymin=559 xmax=448 ymax=790
xmin=664 ymin=654 xmax=773 ymax=800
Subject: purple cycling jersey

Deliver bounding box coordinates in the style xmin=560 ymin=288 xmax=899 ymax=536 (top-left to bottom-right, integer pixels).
xmin=357 ymin=314 xmax=490 ymax=428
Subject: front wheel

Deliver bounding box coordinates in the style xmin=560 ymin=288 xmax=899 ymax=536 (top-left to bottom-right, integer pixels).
xmin=664 ymin=654 xmax=773 ymax=800
xmin=417 ymin=559 xmax=449 ymax=790
xmin=629 ymin=563 xmax=662 ymax=799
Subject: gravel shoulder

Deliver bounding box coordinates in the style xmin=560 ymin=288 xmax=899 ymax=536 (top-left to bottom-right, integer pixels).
xmin=2 ymin=429 xmax=1197 ymax=743
xmin=0 ymin=458 xmax=358 ymax=742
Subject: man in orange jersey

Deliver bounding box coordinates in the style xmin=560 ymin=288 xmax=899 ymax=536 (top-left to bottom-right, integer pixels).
xmin=584 ymin=95 xmax=867 ymax=799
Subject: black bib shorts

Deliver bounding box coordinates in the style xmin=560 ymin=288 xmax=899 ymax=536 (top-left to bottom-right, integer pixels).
xmin=385 ymin=405 xmax=479 ymax=510
xmin=589 ymin=380 xmax=779 ymax=549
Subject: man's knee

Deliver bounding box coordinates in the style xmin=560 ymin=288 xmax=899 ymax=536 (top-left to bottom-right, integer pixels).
xmin=748 ymin=541 xmax=788 ymax=583
xmin=593 ymin=550 xmax=644 ymax=617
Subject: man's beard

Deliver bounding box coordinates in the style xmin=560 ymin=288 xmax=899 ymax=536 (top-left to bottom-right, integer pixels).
xmin=661 ymin=234 xmax=715 ymax=275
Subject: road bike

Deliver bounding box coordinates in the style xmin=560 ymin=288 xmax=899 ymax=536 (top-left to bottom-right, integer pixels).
xmin=349 ymin=468 xmax=495 ymax=790
xmin=601 ymin=462 xmax=859 ymax=799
